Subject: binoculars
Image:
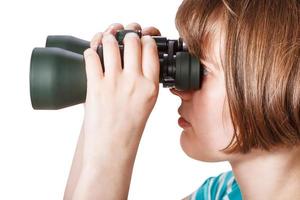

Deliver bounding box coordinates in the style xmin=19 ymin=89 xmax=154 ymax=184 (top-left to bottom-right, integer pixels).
xmin=30 ymin=30 xmax=203 ymax=110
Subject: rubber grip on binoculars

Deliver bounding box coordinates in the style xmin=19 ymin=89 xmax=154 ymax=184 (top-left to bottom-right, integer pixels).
xmin=30 ymin=47 xmax=87 ymax=110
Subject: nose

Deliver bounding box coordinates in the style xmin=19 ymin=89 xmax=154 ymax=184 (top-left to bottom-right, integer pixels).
xmin=169 ymin=88 xmax=193 ymax=101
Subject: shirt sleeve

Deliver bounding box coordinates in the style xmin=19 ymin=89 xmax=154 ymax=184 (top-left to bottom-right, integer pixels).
xmin=183 ymin=171 xmax=237 ymax=200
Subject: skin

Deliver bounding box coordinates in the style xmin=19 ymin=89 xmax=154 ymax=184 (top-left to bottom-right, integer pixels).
xmin=64 ymin=23 xmax=161 ymax=200
xmin=170 ymin=21 xmax=235 ymax=162
xmin=64 ymin=22 xmax=300 ymax=200
xmin=170 ymin=20 xmax=300 ymax=199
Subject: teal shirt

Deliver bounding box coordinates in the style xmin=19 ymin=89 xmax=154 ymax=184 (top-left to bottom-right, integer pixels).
xmin=187 ymin=171 xmax=242 ymax=200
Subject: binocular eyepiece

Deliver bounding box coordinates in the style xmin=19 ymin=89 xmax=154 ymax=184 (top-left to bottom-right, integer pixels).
xmin=30 ymin=30 xmax=203 ymax=110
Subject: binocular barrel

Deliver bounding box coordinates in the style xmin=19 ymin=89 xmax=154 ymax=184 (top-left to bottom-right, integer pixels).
xmin=30 ymin=31 xmax=203 ymax=110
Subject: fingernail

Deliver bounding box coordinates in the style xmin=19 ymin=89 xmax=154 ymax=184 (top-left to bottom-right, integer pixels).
xmin=84 ymin=49 xmax=93 ymax=57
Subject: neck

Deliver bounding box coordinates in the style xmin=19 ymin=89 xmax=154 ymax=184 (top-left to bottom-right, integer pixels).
xmin=229 ymin=146 xmax=300 ymax=200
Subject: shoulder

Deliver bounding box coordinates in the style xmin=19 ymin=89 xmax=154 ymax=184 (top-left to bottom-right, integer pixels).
xmin=184 ymin=171 xmax=241 ymax=200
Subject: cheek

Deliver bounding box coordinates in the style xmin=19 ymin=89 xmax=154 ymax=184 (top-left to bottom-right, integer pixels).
xmin=193 ymin=77 xmax=232 ymax=137
xmin=180 ymin=76 xmax=235 ymax=161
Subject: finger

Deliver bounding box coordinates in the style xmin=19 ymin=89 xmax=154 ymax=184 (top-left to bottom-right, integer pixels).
xmin=102 ymin=33 xmax=122 ymax=76
xmin=141 ymin=36 xmax=160 ymax=84
xmin=104 ymin=23 xmax=124 ymax=35
xmin=125 ymin=22 xmax=142 ymax=31
xmin=123 ymin=32 xmax=142 ymax=75
xmin=90 ymin=32 xmax=103 ymax=50
xmin=142 ymin=26 xmax=161 ymax=36
xmin=84 ymin=48 xmax=104 ymax=86
xmin=91 ymin=23 xmax=124 ymax=50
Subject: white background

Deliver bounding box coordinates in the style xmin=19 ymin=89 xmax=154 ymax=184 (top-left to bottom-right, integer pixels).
xmin=0 ymin=0 xmax=230 ymax=199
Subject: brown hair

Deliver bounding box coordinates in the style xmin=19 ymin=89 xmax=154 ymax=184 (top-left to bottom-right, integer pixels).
xmin=175 ymin=0 xmax=300 ymax=153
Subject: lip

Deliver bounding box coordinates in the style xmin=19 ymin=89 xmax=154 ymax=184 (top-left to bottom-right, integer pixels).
xmin=178 ymin=108 xmax=191 ymax=128
xmin=178 ymin=117 xmax=191 ymax=128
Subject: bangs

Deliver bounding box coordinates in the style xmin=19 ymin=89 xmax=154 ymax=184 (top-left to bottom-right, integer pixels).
xmin=175 ymin=0 xmax=227 ymax=60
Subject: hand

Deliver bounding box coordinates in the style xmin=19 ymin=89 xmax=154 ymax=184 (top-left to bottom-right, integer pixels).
xmin=83 ymin=23 xmax=160 ymax=159
xmin=65 ymin=23 xmax=161 ymax=200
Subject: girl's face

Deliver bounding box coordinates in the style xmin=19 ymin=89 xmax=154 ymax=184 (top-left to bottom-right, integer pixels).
xmin=170 ymin=27 xmax=236 ymax=162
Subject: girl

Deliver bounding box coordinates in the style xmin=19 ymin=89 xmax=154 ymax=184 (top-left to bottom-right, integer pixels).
xmin=64 ymin=0 xmax=300 ymax=199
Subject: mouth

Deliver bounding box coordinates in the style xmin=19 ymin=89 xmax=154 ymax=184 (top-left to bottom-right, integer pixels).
xmin=178 ymin=116 xmax=191 ymax=128
xmin=178 ymin=108 xmax=191 ymax=128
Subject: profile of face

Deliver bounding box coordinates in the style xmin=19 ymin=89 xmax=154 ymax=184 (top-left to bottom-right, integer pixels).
xmin=170 ymin=22 xmax=236 ymax=162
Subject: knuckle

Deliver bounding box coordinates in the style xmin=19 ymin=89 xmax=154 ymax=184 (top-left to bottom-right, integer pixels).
xmin=93 ymin=32 xmax=103 ymax=40
xmin=145 ymin=82 xmax=158 ymax=97
xmin=122 ymin=74 xmax=138 ymax=92
xmin=126 ymin=81 xmax=136 ymax=95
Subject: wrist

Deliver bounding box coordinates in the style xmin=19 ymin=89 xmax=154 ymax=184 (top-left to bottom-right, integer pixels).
xmin=81 ymin=131 xmax=141 ymax=169
xmin=83 ymin=124 xmax=144 ymax=152
xmin=74 ymin=146 xmax=136 ymax=199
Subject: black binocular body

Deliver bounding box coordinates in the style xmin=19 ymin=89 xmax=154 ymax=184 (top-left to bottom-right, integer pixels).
xmin=30 ymin=30 xmax=203 ymax=110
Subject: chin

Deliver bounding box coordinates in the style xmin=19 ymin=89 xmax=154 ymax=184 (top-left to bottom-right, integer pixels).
xmin=180 ymin=131 xmax=226 ymax=162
